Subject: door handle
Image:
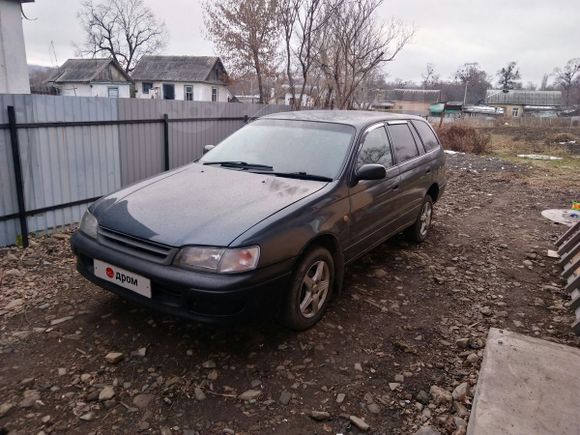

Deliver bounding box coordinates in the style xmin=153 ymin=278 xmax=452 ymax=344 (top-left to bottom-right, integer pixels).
xmin=393 ymin=185 xmax=399 ymax=191
xmin=425 ymin=169 xmax=431 ymax=174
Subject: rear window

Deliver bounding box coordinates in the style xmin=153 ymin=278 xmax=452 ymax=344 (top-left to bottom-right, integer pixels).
xmin=412 ymin=121 xmax=440 ymax=152
xmin=389 ymin=123 xmax=419 ymax=162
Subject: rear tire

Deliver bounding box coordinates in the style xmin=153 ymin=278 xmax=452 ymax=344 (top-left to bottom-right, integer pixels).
xmin=405 ymin=195 xmax=434 ymax=243
xmin=279 ymin=247 xmax=334 ymax=331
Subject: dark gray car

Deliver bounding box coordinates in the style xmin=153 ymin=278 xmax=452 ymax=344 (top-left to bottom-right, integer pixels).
xmin=71 ymin=110 xmax=446 ymax=330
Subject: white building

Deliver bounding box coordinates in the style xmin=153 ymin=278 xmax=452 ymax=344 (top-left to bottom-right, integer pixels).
xmin=132 ymin=56 xmax=232 ymax=102
xmin=48 ymin=58 xmax=132 ymax=98
xmin=0 ymin=0 xmax=33 ymax=94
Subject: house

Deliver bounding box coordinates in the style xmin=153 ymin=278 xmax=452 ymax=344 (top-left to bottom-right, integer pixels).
xmin=0 ymin=0 xmax=34 ymax=94
xmin=269 ymin=83 xmax=316 ymax=107
xmin=131 ymin=56 xmax=232 ymax=102
xmin=48 ymin=58 xmax=132 ymax=98
xmin=485 ymin=89 xmax=562 ymax=118
xmin=386 ymin=89 xmax=442 ymax=116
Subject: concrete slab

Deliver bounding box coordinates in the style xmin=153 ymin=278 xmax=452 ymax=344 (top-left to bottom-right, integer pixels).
xmin=468 ymin=328 xmax=580 ymax=435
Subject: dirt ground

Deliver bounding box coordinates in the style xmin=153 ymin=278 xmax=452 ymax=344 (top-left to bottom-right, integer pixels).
xmin=1 ymin=152 xmax=579 ymax=435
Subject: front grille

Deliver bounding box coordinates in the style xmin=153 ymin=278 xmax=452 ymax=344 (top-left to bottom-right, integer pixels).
xmin=98 ymin=226 xmax=176 ymax=264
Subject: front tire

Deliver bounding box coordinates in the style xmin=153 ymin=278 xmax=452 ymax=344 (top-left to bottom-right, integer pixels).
xmin=279 ymin=247 xmax=334 ymax=331
xmin=405 ymin=195 xmax=434 ymax=243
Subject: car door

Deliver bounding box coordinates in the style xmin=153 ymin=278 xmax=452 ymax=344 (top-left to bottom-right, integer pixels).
xmin=346 ymin=123 xmax=400 ymax=261
xmin=386 ymin=121 xmax=429 ymax=228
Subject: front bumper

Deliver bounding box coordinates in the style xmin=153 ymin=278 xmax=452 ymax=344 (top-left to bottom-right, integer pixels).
xmin=70 ymin=232 xmax=294 ymax=324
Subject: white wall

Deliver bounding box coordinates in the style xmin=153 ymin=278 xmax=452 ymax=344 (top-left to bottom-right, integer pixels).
xmin=135 ymin=81 xmax=231 ymax=102
xmin=0 ymin=0 xmax=31 ymax=94
xmin=56 ymin=83 xmax=131 ymax=98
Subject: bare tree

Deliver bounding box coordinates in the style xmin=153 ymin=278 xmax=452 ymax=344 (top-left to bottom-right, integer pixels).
xmin=454 ymin=62 xmax=490 ymax=103
xmin=540 ymin=73 xmax=552 ymax=90
xmin=317 ymin=0 xmax=414 ymax=109
xmin=77 ymin=0 xmax=167 ymax=73
xmin=554 ymin=58 xmax=580 ymax=106
xmin=203 ymin=0 xmax=279 ymax=104
xmin=421 ymin=63 xmax=440 ymax=89
xmin=279 ymin=0 xmax=342 ymax=109
xmin=496 ymin=61 xmax=521 ymax=91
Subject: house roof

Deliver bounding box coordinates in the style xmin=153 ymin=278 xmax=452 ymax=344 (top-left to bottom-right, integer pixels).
xmin=387 ymin=89 xmax=441 ymax=103
xmin=49 ymin=58 xmax=131 ymax=84
xmin=131 ymin=56 xmax=227 ymax=83
xmin=486 ymin=90 xmax=562 ymax=106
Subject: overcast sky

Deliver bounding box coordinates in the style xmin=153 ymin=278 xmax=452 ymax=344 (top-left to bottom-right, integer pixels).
xmin=22 ymin=0 xmax=580 ymax=86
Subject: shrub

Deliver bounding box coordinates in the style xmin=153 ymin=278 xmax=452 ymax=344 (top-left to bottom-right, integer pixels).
xmin=436 ymin=124 xmax=491 ymax=154
xmin=548 ymin=132 xmax=577 ymax=144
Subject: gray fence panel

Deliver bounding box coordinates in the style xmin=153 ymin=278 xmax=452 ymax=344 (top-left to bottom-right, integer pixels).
xmin=0 ymin=95 xmax=121 ymax=246
xmin=116 ymin=99 xmax=289 ymax=185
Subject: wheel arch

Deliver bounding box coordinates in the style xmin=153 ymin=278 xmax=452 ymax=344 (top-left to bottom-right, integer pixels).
xmin=296 ymin=233 xmax=345 ymax=294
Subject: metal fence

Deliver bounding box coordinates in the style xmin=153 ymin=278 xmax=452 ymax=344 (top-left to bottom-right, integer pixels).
xmin=0 ymin=94 xmax=289 ymax=247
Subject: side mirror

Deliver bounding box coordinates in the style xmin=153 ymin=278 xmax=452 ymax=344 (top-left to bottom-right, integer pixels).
xmin=203 ymin=144 xmax=215 ymax=154
xmin=356 ymin=164 xmax=386 ymax=182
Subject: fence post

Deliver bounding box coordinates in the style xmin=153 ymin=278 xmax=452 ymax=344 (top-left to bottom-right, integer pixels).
xmin=244 ymin=114 xmax=249 ymax=124
xmin=7 ymin=105 xmax=29 ymax=248
xmin=163 ymin=113 xmax=169 ymax=171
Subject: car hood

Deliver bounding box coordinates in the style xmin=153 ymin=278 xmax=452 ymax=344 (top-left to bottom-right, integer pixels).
xmin=92 ymin=164 xmax=326 ymax=247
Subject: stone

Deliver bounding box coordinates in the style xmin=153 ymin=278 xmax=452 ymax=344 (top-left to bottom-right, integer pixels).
xmin=456 ymin=338 xmax=470 ymax=349
xmin=194 ymin=387 xmax=206 ymax=401
xmin=523 ymin=260 xmax=533 ymax=268
xmin=452 ymin=383 xmax=469 ymax=403
xmin=104 ymin=352 xmax=124 ymax=364
xmin=132 ymin=347 xmax=147 ymax=357
xmin=50 ymin=316 xmax=74 ymax=326
xmin=389 ymin=382 xmax=400 ymax=391
xmin=79 ymin=412 xmax=96 ymax=421
xmin=238 ymin=389 xmax=261 ymax=401
xmin=336 ymin=393 xmax=346 ymax=404
xmin=310 ymin=410 xmax=330 ymax=421
xmin=394 ymin=374 xmax=405 ymax=383
xmin=98 ymin=386 xmax=115 ymax=401
xmin=414 ymin=425 xmax=441 ymax=435
xmin=374 ymin=268 xmax=387 ymax=278
xmin=416 ymin=390 xmax=430 ymax=405
xmin=19 ymin=389 xmax=41 ymax=408
xmin=0 ymin=402 xmax=13 ymax=418
xmin=349 ymin=415 xmax=370 ymax=432
xmin=207 ymin=369 xmax=219 ymax=381
xmin=466 ymin=353 xmax=480 ymax=365
xmin=367 ymin=403 xmax=381 ymax=414
xmin=354 ymin=362 xmax=363 ymax=372
xmin=132 ymin=393 xmax=155 ymax=409
xmin=202 ymin=360 xmax=216 ymax=369
xmin=41 ymin=415 xmax=51 ymax=423
xmin=80 ymin=373 xmax=92 ymax=383
xmin=480 ymin=306 xmax=492 ymax=317
xmin=430 ymin=386 xmax=452 ymax=405
xmin=279 ymin=390 xmax=291 ymax=405
xmin=57 ymin=368 xmax=67 ymax=376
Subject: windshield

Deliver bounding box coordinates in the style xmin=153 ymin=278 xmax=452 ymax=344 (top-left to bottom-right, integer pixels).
xmin=199 ymin=119 xmax=355 ymax=179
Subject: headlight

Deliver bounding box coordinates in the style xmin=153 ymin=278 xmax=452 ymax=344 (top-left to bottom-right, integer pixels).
xmin=174 ymin=246 xmax=260 ymax=273
xmin=79 ymin=210 xmax=98 ymax=239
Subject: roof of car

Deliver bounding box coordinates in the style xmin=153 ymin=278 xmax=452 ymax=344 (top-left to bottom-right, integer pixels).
xmin=260 ymin=110 xmax=426 ymax=129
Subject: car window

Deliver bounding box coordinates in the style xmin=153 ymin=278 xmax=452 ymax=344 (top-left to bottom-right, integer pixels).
xmin=356 ymin=126 xmax=393 ymax=170
xmin=200 ymin=119 xmax=355 ymax=179
xmin=409 ymin=124 xmax=425 ymax=154
xmin=389 ymin=123 xmax=419 ymax=163
xmin=412 ymin=120 xmax=440 ymax=152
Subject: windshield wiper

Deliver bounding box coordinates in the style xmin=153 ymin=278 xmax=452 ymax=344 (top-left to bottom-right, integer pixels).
xmin=253 ymin=171 xmax=333 ymax=182
xmin=202 ymin=161 xmax=273 ymax=170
